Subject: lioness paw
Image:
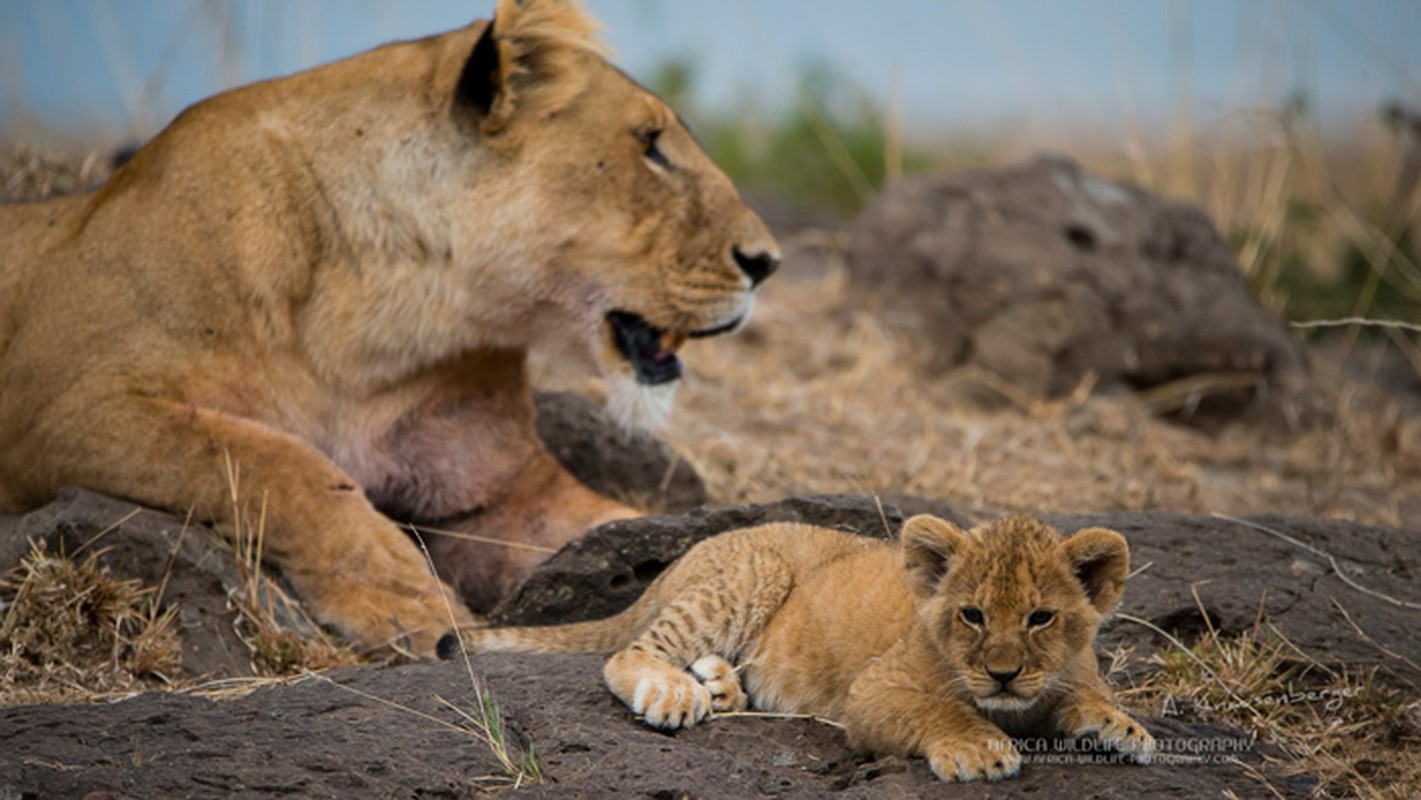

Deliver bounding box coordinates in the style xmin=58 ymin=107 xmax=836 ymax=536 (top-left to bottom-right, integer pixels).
xmin=926 ymin=736 xmax=1021 ymax=782
xmin=630 ymin=672 xmax=714 ymax=730
xmin=314 ymin=576 xmax=477 ymax=658
xmin=1066 ymin=704 xmax=1155 ymax=764
xmin=690 ymin=655 xmax=747 ymax=713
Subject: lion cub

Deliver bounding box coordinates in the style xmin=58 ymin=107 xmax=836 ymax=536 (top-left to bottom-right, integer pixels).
xmin=462 ymin=515 xmax=1154 ymax=782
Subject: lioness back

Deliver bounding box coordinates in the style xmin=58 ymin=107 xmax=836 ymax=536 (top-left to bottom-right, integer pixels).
xmin=0 ymin=197 xmax=88 ymax=365
xmin=462 ymin=515 xmax=1154 ymax=782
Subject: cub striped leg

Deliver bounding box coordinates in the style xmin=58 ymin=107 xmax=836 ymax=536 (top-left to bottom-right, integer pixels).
xmin=603 ymin=551 xmax=790 ymax=729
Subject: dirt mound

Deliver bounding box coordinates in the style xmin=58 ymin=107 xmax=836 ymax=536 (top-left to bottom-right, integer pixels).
xmin=849 ymin=156 xmax=1307 ymax=412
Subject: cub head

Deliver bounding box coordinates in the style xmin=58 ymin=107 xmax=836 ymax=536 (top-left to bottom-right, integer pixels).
xmin=434 ymin=0 xmax=778 ymax=428
xmin=901 ymin=515 xmax=1130 ymax=713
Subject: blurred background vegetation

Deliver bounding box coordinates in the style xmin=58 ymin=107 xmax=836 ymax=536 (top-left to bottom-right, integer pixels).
xmin=657 ymin=55 xmax=1419 ymax=336
xmin=2 ymin=1 xmax=1419 ymax=332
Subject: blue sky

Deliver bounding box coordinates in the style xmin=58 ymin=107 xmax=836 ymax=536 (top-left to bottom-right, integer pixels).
xmin=2 ymin=1 xmax=1418 ymax=146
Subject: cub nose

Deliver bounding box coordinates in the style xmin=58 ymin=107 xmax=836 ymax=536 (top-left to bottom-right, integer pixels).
xmin=732 ymin=245 xmax=779 ymax=287
xmin=988 ymin=667 xmax=1022 ymax=687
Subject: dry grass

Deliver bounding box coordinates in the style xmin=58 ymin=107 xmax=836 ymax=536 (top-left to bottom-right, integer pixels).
xmin=0 ymin=457 xmax=363 ymax=705
xmin=0 ymin=143 xmax=108 ymax=201
xmin=220 ymin=452 xmax=361 ymax=675
xmin=0 ymin=540 xmax=182 ymax=705
xmin=1121 ymin=614 xmax=1421 ymax=799
xmin=637 ymin=248 xmax=1421 ymax=531
xmin=1061 ymin=111 xmax=1421 ymax=330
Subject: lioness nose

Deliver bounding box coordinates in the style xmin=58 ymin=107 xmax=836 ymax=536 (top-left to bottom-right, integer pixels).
xmin=732 ymin=245 xmax=779 ymax=287
xmin=988 ymin=667 xmax=1022 ymax=687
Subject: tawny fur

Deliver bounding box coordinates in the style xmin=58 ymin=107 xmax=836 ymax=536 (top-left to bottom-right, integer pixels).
xmin=0 ymin=0 xmax=777 ymax=656
xmin=464 ymin=515 xmax=1155 ymax=783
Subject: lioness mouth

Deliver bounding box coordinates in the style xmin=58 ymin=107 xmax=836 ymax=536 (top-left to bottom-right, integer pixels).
xmin=608 ymin=311 xmax=683 ymax=386
xmin=607 ymin=310 xmax=746 ymax=386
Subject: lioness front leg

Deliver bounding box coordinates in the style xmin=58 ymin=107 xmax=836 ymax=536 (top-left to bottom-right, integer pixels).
xmin=423 ymin=452 xmax=636 ymax=612
xmin=26 ymin=395 xmax=474 ymax=656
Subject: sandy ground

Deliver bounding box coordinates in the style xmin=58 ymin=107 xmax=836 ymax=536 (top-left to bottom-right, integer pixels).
xmin=637 ymin=238 xmax=1421 ymax=529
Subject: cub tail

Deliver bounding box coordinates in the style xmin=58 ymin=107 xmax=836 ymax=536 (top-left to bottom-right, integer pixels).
xmin=449 ymin=591 xmax=660 ymax=656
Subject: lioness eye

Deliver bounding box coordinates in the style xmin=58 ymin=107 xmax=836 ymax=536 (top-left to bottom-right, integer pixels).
xmin=960 ymin=607 xmax=985 ymax=626
xmin=637 ymin=128 xmax=670 ymax=169
xmin=1028 ymin=610 xmax=1055 ymax=627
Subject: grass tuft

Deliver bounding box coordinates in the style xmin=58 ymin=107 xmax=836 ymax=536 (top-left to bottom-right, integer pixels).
xmin=438 ymin=691 xmax=544 ymax=788
xmin=0 ymin=539 xmax=182 ymax=705
xmin=220 ymin=450 xmax=360 ymax=674
xmin=1124 ymin=614 xmax=1421 ymax=799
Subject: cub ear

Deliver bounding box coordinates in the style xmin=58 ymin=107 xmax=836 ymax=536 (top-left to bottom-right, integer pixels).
xmin=901 ymin=515 xmax=970 ymax=599
xmin=1062 ymin=527 xmax=1130 ymax=614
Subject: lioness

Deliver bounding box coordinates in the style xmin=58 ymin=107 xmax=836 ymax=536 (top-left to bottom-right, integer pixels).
xmin=0 ymin=0 xmax=778 ymax=656
xmin=462 ymin=515 xmax=1155 ymax=782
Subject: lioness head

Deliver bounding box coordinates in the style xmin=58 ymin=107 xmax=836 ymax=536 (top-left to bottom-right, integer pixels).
xmin=901 ymin=515 xmax=1130 ymax=713
xmin=426 ymin=0 xmax=778 ymax=427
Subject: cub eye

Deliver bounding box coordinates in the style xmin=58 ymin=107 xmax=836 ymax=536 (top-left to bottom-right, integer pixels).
xmin=960 ymin=607 xmax=985 ymax=626
xmin=1028 ymin=610 xmax=1055 ymax=628
xmin=637 ymin=128 xmax=671 ymax=170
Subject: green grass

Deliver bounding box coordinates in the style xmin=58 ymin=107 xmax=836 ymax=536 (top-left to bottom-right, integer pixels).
xmin=648 ymin=55 xmax=1421 ymax=334
xmin=648 ymin=58 xmax=934 ymax=213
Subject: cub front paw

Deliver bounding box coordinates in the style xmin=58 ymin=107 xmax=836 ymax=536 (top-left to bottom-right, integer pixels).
xmin=1066 ymin=705 xmax=1155 ymax=764
xmin=690 ymin=655 xmax=747 ymax=713
xmin=926 ymin=735 xmax=1021 ymax=782
xmin=630 ymin=671 xmax=714 ymax=730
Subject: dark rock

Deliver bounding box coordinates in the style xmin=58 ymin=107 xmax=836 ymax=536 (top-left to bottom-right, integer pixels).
xmin=534 ymin=390 xmax=707 ymax=513
xmin=500 ymin=495 xmax=1421 ymax=683
xmin=849 ymin=156 xmax=1308 ymax=418
xmin=0 ymin=654 xmax=1301 ymax=799
xmin=490 ymin=494 xmax=961 ymax=626
xmin=0 ymin=488 xmax=258 ymax=679
xmin=8 ymin=491 xmax=1413 ymax=797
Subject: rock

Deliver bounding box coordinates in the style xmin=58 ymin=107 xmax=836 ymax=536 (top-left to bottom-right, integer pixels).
xmin=8 ymin=491 xmax=1417 ymax=687
xmin=500 ymin=495 xmax=1421 ymax=681
xmin=0 ymin=655 xmax=1304 ymax=799
xmin=11 ymin=491 xmax=1415 ymax=796
xmin=491 ymin=494 xmax=963 ymax=625
xmin=534 ymin=390 xmax=707 ymax=513
xmin=0 ymin=488 xmax=260 ymax=679
xmin=848 ymin=156 xmax=1307 ymax=416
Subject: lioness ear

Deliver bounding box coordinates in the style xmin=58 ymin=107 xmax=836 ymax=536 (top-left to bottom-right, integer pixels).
xmin=901 ymin=515 xmax=970 ymax=599
xmin=454 ymin=0 xmax=605 ymax=134
xmin=456 ymin=18 xmax=503 ymax=118
xmin=1062 ymin=527 xmax=1130 ymax=614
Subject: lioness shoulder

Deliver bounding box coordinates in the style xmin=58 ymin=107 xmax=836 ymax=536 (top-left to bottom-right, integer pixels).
xmin=463 ymin=515 xmax=1154 ymax=782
